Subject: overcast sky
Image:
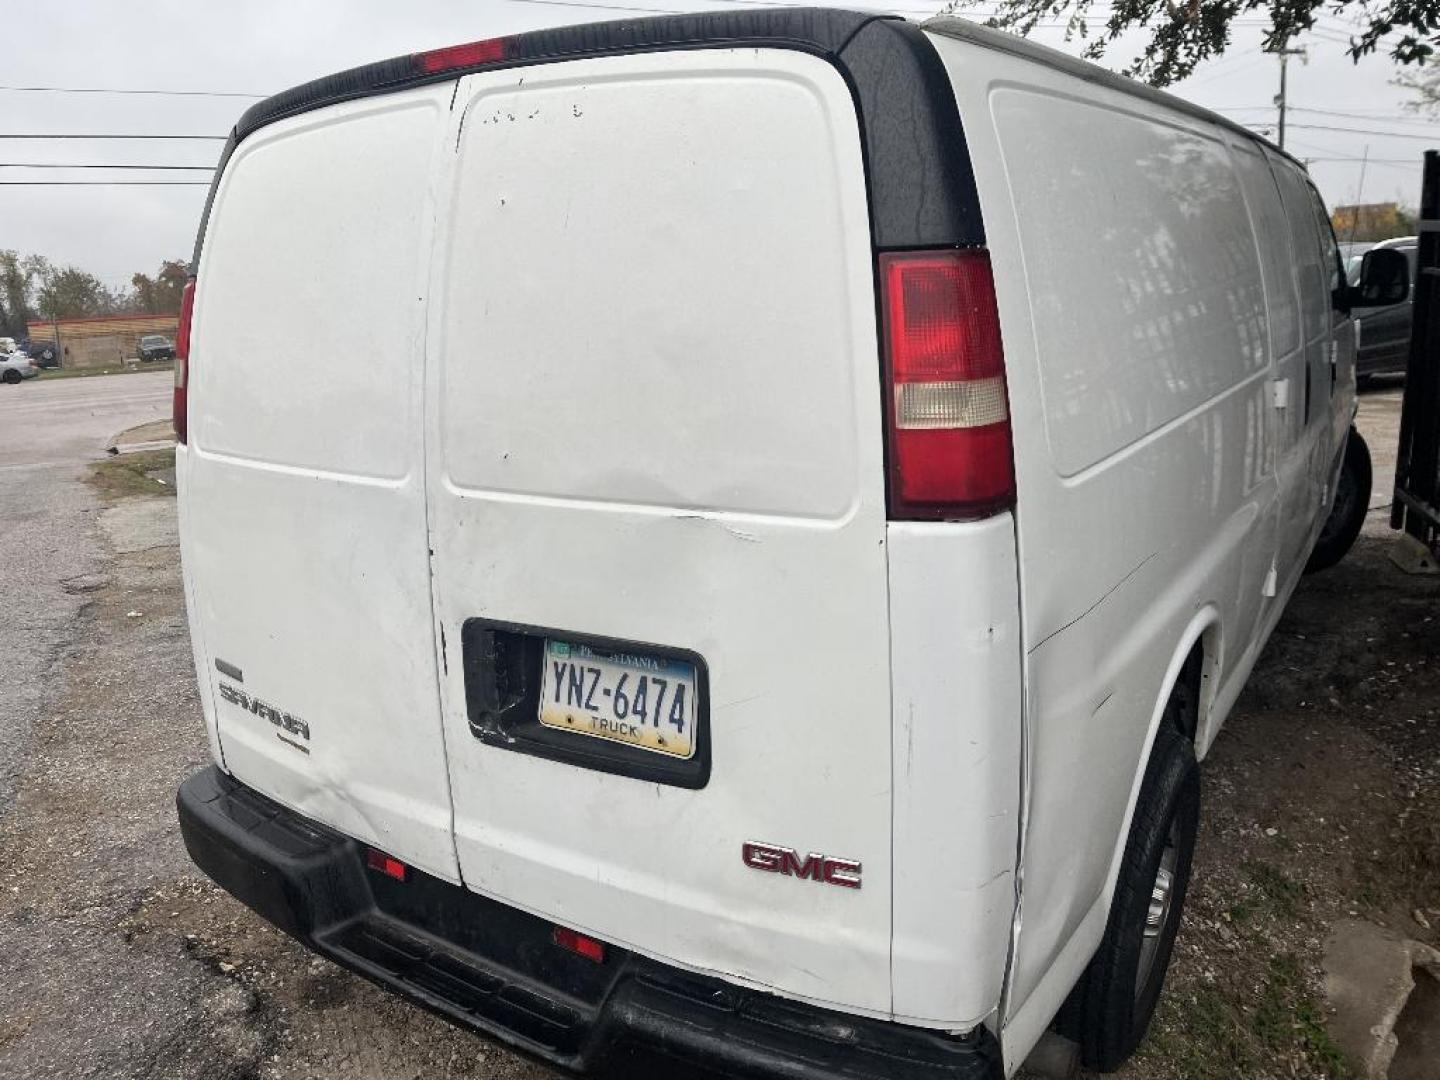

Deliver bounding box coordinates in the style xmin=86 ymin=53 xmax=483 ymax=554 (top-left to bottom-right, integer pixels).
xmin=4 ymin=0 xmax=1435 ymax=290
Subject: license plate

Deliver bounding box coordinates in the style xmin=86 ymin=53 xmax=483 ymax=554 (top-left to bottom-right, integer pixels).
xmin=539 ymin=639 xmax=698 ymax=759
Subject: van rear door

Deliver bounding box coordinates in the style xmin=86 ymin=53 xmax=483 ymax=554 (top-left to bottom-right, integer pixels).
xmin=425 ymin=49 xmax=896 ymax=1015
xmin=181 ymin=85 xmax=459 ymax=881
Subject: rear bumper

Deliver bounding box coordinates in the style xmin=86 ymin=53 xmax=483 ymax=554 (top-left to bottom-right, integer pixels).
xmin=178 ymin=766 xmax=1002 ymax=1079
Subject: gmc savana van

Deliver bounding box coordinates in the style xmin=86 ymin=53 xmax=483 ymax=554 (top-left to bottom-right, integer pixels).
xmin=174 ymin=10 xmax=1402 ymax=1077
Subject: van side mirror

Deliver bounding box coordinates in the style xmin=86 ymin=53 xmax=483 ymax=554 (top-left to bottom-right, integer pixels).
xmin=1351 ymin=247 xmax=1410 ymax=308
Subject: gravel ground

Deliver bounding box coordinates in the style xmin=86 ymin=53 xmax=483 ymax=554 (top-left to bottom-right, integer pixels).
xmin=0 ymin=380 xmax=1433 ymax=1079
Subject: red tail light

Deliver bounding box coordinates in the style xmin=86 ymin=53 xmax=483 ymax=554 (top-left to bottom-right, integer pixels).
xmin=878 ymin=249 xmax=1014 ymax=519
xmin=173 ymin=279 xmax=195 ymax=445
xmin=414 ymin=37 xmax=510 ymax=74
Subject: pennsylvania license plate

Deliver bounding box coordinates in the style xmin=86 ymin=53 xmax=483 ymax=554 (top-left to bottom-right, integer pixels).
xmin=539 ymin=639 xmax=698 ymax=759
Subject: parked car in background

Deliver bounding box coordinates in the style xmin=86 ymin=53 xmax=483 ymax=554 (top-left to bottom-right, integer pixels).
xmin=138 ymin=334 xmax=175 ymax=361
xmin=1348 ymin=235 xmax=1417 ymax=382
xmin=23 ymin=339 xmax=61 ymax=367
xmin=1 ymin=351 xmax=39 ymax=384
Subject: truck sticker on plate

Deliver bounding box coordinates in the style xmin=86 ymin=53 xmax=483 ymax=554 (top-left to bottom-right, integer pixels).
xmin=218 ymin=682 xmax=311 ymax=752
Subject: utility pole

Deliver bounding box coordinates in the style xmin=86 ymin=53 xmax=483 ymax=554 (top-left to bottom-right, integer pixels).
xmin=1271 ymin=45 xmax=1307 ymax=152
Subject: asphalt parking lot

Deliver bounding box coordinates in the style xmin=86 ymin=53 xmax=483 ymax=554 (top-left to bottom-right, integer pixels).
xmin=0 ymin=374 xmax=1434 ymax=1080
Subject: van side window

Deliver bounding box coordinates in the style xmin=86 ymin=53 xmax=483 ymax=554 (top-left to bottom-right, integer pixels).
xmin=1307 ymin=185 xmax=1343 ymax=314
xmin=1265 ymin=155 xmax=1327 ymax=347
xmin=1230 ymin=141 xmax=1299 ymax=361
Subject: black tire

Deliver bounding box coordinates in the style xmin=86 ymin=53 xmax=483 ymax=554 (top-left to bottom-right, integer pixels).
xmin=1305 ymin=429 xmax=1372 ymax=574
xmin=1074 ymin=721 xmax=1200 ymax=1072
xmin=2 ymin=369 xmax=22 ymax=384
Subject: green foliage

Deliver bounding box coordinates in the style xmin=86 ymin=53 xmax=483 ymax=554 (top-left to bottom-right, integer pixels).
xmin=35 ymin=267 xmax=116 ymax=321
xmin=86 ymin=448 xmax=177 ymax=501
xmin=946 ymin=0 xmax=1440 ymax=86
xmin=1241 ymin=859 xmax=1306 ymax=919
xmin=1253 ymin=954 xmax=1348 ymax=1077
xmin=0 ymin=252 xmax=190 ymax=328
xmin=1137 ymin=954 xmax=1347 ymax=1079
xmin=129 ymin=260 xmax=190 ymax=316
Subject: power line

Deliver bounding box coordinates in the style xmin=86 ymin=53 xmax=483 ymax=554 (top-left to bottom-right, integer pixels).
xmin=0 ymin=84 xmax=266 ymax=99
xmin=503 ymin=0 xmax=684 ymax=13
xmin=0 ymin=180 xmax=212 ymax=186
xmin=0 ymin=134 xmax=227 ymax=140
xmin=1281 ymin=122 xmax=1440 ymax=141
xmin=0 ymin=162 xmax=215 ymax=170
xmin=1216 ymin=105 xmax=1440 ymax=129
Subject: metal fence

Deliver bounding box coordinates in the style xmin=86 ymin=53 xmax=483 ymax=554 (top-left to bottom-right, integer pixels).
xmin=1393 ymin=149 xmax=1440 ymax=553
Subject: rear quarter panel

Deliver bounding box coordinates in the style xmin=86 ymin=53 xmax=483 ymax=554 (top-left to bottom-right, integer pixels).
xmin=926 ymin=31 xmax=1282 ymax=1064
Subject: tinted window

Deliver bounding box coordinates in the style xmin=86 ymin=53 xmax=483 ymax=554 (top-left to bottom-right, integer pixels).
xmin=1265 ymin=152 xmax=1328 ymax=343
xmin=1231 ymin=140 xmax=1299 ymax=358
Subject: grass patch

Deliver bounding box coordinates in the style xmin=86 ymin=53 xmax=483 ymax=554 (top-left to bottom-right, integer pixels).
xmin=1137 ymin=984 xmax=1258 ymax=1080
xmin=87 ymin=448 xmax=176 ymax=500
xmin=39 ymin=362 xmax=172 ymax=380
xmin=1253 ymin=954 xmax=1348 ymax=1078
xmin=1241 ymin=859 xmax=1305 ymax=919
xmin=1136 ymin=956 xmax=1346 ymax=1080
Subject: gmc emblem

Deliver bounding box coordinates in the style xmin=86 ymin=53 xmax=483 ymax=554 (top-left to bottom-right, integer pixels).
xmin=741 ymin=841 xmax=862 ymax=889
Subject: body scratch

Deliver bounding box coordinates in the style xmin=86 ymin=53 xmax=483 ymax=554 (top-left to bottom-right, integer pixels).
xmin=1028 ymin=551 xmax=1159 ymax=655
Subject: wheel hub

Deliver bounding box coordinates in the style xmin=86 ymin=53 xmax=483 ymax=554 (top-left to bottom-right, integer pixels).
xmin=1135 ymin=830 xmax=1180 ymax=1006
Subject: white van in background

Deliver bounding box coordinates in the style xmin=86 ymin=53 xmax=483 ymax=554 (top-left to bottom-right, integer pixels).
xmin=174 ymin=10 xmax=1403 ymax=1078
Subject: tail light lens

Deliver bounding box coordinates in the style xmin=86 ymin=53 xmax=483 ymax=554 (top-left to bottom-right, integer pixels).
xmin=173 ymin=279 xmax=195 ymax=444
xmin=878 ymin=249 xmax=1014 ymax=520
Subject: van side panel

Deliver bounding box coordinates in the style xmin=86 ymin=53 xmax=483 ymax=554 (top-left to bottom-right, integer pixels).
xmin=181 ymin=87 xmax=460 ymax=881
xmin=924 ymin=32 xmax=1283 ymax=1058
xmin=426 ymin=50 xmax=895 ymax=1017
xmin=886 ymin=518 xmax=1022 ymax=1026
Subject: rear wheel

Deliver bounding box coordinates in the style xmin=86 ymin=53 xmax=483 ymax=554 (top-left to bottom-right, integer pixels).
xmin=1073 ymin=721 xmax=1200 ymax=1072
xmin=2 ymin=369 xmax=22 ymax=384
xmin=1305 ymin=429 xmax=1372 ymax=574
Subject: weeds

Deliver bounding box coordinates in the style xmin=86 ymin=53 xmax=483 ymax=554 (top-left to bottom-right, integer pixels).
xmin=87 ymin=449 xmax=176 ymax=500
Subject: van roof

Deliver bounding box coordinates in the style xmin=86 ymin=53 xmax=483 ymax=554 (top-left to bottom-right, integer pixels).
xmin=922 ymin=16 xmax=1306 ymax=170
xmin=192 ymin=8 xmax=1305 ymax=266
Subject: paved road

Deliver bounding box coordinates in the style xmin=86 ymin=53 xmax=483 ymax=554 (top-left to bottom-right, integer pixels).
xmin=0 ymin=380 xmax=554 ymax=1078
xmin=0 ymin=372 xmax=171 ymax=809
xmin=0 ymin=370 xmax=171 ymax=468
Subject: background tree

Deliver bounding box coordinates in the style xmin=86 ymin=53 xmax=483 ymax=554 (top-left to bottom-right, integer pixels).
xmin=949 ymin=0 xmax=1440 ymax=86
xmin=1397 ymin=64 xmax=1440 ymax=111
xmin=35 ymin=266 xmax=122 ymax=321
xmin=0 ymin=251 xmax=49 ymax=339
xmin=129 ymin=259 xmax=189 ymax=315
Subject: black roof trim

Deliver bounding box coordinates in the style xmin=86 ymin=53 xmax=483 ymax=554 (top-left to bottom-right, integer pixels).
xmin=232 ymin=9 xmax=881 ymax=146
xmin=192 ymin=8 xmax=987 ymax=266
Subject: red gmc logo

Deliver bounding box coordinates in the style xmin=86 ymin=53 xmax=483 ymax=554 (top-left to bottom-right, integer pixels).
xmin=741 ymin=841 xmax=862 ymax=889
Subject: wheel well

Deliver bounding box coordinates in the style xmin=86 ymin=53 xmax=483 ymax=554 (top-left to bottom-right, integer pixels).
xmin=1171 ymin=639 xmax=1207 ymax=742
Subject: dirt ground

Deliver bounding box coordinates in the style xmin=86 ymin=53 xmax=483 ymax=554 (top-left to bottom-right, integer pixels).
xmin=1111 ymin=382 xmax=1440 ymax=1080
xmin=0 ymin=382 xmax=1434 ymax=1079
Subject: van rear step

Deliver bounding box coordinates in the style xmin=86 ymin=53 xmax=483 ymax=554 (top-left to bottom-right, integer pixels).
xmin=177 ymin=766 xmax=1001 ymax=1079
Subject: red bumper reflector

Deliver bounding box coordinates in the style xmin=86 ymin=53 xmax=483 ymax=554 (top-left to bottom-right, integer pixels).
xmin=553 ymin=926 xmax=606 ymax=963
xmin=414 ymin=37 xmax=510 ymax=74
xmin=365 ymin=848 xmax=407 ymax=882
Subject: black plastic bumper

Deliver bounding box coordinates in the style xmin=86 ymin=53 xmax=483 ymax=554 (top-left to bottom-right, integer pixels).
xmin=177 ymin=766 xmax=1003 ymax=1079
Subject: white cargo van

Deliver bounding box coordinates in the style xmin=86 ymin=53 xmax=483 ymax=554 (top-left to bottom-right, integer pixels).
xmin=175 ymin=10 xmax=1406 ymax=1078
